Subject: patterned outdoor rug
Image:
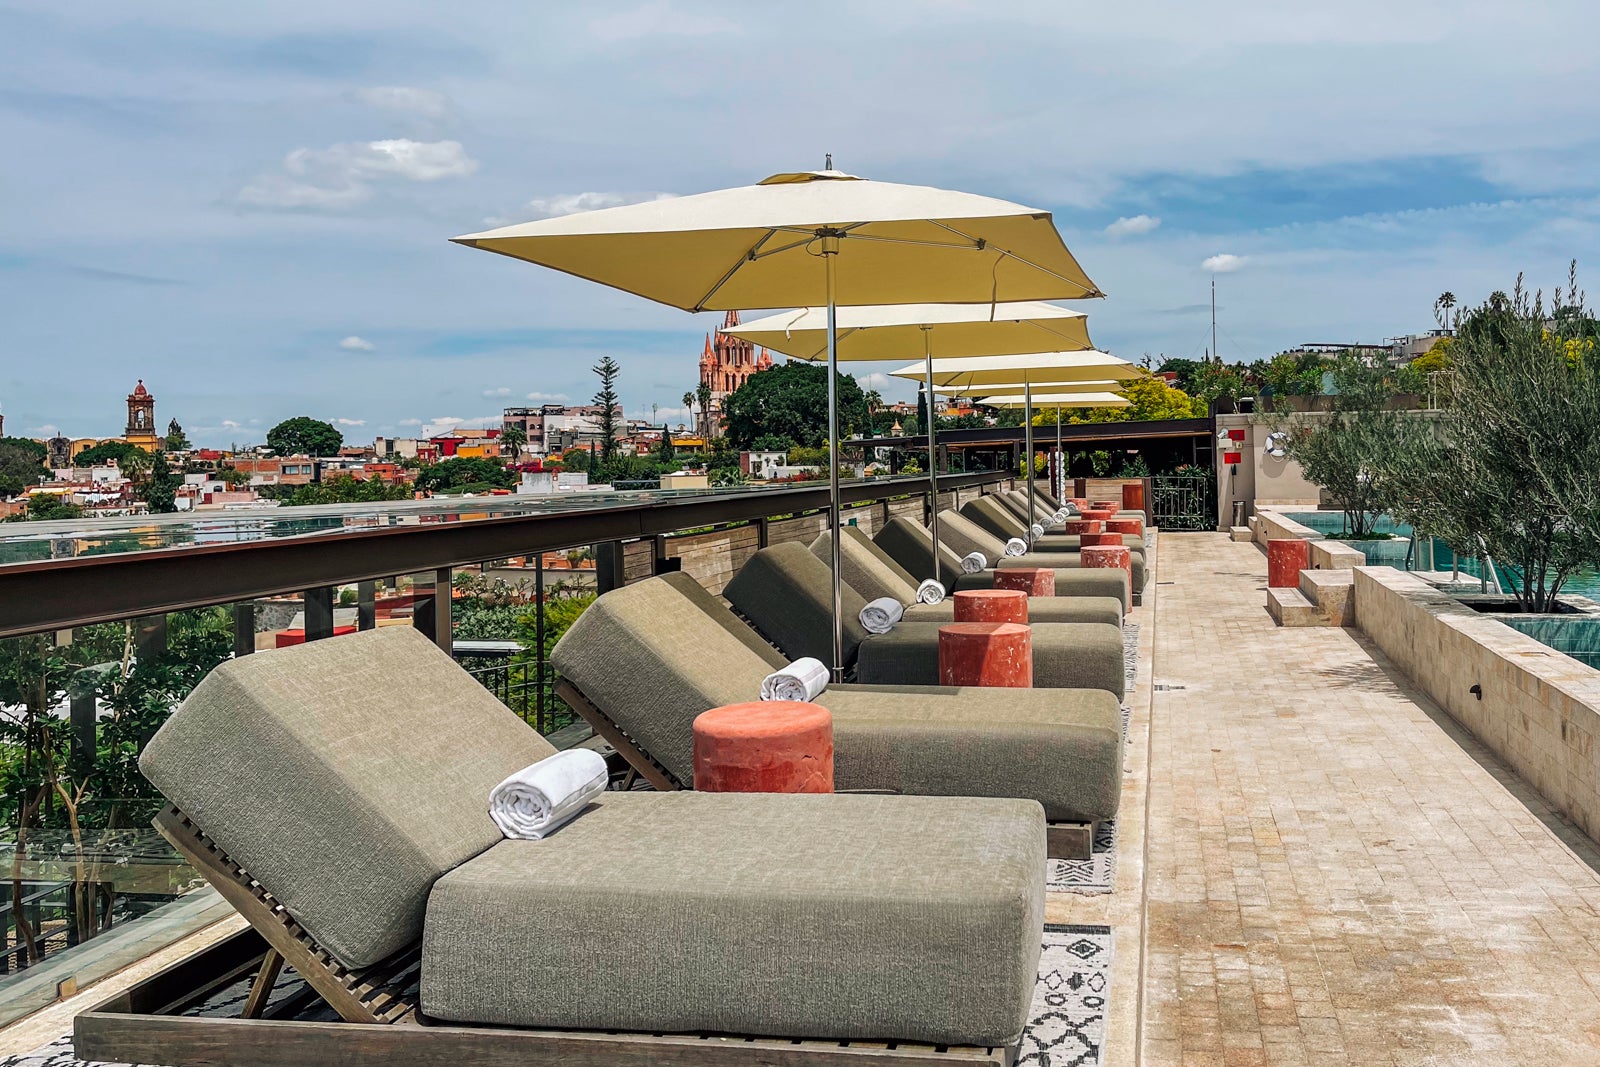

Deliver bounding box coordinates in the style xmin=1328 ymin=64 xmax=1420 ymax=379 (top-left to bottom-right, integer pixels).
xmin=1046 ymin=620 xmax=1137 ymax=896
xmin=1018 ymin=923 xmax=1114 ymax=1066
xmin=1 ymin=926 xmax=1114 ymax=1067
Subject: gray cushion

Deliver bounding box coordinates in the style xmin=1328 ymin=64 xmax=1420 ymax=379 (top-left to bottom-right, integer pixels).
xmin=421 ymin=790 xmax=1045 ymax=1046
xmin=953 ymin=567 xmax=1130 ymax=611
xmin=961 ymin=495 xmax=1041 ymax=542
xmin=555 ymin=576 xmax=1123 ymax=821
xmin=825 ymin=684 xmax=1123 ymax=822
xmin=725 ymin=542 xmax=872 ymax=668
xmin=809 ymin=529 xmax=922 ymax=605
xmin=875 ymin=514 xmax=973 ymax=588
xmin=854 ymin=621 xmax=1126 ymax=699
xmin=138 ymin=627 xmax=554 ymax=968
xmin=551 ymin=575 xmax=774 ymax=784
xmin=658 ymin=571 xmax=787 ymax=670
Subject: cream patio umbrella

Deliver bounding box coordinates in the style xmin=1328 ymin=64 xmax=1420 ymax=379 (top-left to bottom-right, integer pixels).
xmin=892 ymin=352 xmax=1139 ymax=527
xmin=453 ymin=167 xmax=1103 ymax=678
xmin=721 ymin=301 xmax=1097 ymax=580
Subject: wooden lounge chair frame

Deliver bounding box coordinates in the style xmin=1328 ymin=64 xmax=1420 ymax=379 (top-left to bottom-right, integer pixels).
xmin=556 ymin=678 xmax=1096 ymax=860
xmin=74 ymin=804 xmax=1017 ymax=1067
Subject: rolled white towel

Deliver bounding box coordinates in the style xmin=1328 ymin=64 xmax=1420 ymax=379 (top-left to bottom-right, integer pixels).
xmin=1004 ymin=537 xmax=1028 ymax=557
xmin=761 ymin=657 xmax=829 ymax=702
xmin=859 ymin=596 xmax=904 ymax=634
xmin=916 ymin=578 xmax=946 ymax=605
xmin=489 ymin=749 xmax=608 ymax=841
xmin=1030 ymin=523 xmax=1045 ymax=540
xmin=1053 ymin=508 xmax=1069 ymax=524
xmin=961 ymin=550 xmax=988 ymax=574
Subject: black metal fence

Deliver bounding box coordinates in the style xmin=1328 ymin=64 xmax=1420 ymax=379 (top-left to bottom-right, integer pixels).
xmin=1150 ymin=473 xmax=1217 ymax=532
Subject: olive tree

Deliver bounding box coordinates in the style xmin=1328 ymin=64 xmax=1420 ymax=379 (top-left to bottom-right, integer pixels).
xmin=1381 ymin=268 xmax=1600 ymax=612
xmin=1285 ymin=354 xmax=1403 ymax=538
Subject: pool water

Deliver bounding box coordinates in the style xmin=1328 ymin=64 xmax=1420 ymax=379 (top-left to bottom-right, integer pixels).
xmin=1498 ymin=616 xmax=1600 ymax=670
xmin=1283 ymin=512 xmax=1600 ymax=599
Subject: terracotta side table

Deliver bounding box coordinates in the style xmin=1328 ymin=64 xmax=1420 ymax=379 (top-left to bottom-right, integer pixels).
xmin=994 ymin=568 xmax=1056 ymax=597
xmin=952 ymin=588 xmax=1029 ymax=624
xmin=692 ymin=701 xmax=834 ymax=793
xmin=937 ymin=622 xmax=1033 ymax=688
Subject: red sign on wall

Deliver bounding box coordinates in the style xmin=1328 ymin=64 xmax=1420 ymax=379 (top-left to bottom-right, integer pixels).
xmin=1223 ymin=451 xmax=1243 ymax=465
xmin=1227 ymin=429 xmax=1246 ymax=442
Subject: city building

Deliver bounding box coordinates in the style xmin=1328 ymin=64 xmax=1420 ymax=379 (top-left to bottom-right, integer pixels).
xmin=228 ymin=455 xmax=318 ymax=487
xmin=700 ymin=310 xmax=772 ymax=437
xmin=502 ymin=404 xmax=621 ymax=456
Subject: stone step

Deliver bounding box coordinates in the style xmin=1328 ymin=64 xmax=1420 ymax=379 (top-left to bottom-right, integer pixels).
xmin=1298 ymin=569 xmax=1355 ymax=626
xmin=1266 ymin=586 xmax=1323 ymax=627
xmin=1229 ymin=525 xmax=1253 ymax=542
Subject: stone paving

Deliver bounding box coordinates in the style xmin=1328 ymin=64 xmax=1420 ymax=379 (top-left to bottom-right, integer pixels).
xmin=1140 ymin=533 xmax=1600 ymax=1066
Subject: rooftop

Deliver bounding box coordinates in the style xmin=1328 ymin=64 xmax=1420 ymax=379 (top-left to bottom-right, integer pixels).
xmin=5 ymin=489 xmax=1600 ymax=1065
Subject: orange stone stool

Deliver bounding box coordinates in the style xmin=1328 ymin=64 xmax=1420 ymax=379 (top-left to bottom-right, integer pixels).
xmin=1091 ymin=500 xmax=1117 ymax=510
xmin=1081 ymin=545 xmax=1133 ymax=587
xmin=1121 ymin=482 xmax=1145 ymax=514
xmin=994 ymin=567 xmax=1056 ymax=597
xmin=937 ymin=622 xmax=1033 ymax=688
xmin=1062 ymin=519 xmax=1103 ymax=536
xmin=1082 ymin=508 xmax=1115 ymax=522
xmin=1071 ymin=498 xmax=1090 ymax=509
xmin=1080 ymin=532 xmax=1124 ymax=548
xmin=1267 ymin=538 xmax=1310 ymax=589
xmin=1106 ymin=517 xmax=1143 ymax=538
xmin=692 ymin=701 xmax=834 ymax=793
xmin=952 ymin=588 xmax=1029 ymax=625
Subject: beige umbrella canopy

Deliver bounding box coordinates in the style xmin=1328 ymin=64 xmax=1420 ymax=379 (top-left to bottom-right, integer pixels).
xmin=941 ymin=379 xmax=1127 ymax=396
xmin=890 ymin=351 xmax=1139 ymax=389
xmin=971 ymin=392 xmax=1129 ymax=408
xmin=722 ymin=301 xmax=1098 ymax=577
xmin=721 ymin=302 xmax=1093 ymax=360
xmin=453 ymin=166 xmax=1104 ymax=678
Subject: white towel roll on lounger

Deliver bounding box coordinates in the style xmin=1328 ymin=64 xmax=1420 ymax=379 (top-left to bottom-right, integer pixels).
xmin=1030 ymin=523 xmax=1045 ymax=540
xmin=916 ymin=578 xmax=946 ymax=605
xmin=1054 ymin=508 xmax=1069 ymax=524
xmin=489 ymin=749 xmax=608 ymax=840
xmin=1004 ymin=537 xmax=1028 ymax=557
xmin=961 ymin=551 xmax=988 ymax=574
xmin=859 ymin=596 xmax=905 ymax=634
xmin=760 ymin=657 xmax=829 ymax=702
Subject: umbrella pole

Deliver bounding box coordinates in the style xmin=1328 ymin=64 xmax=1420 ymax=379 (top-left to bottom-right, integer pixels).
xmin=1055 ymin=406 xmax=1063 ymax=502
xmin=922 ymin=326 xmax=942 ymax=583
xmin=823 ymin=235 xmax=844 ymax=681
xmin=1024 ymin=382 xmax=1035 ymax=540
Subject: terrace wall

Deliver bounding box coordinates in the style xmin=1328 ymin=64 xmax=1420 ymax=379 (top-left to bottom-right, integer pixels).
xmin=1353 ymin=565 xmax=1600 ymax=841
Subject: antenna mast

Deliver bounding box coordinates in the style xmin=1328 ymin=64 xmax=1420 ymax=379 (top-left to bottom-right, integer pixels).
xmin=1211 ymin=276 xmax=1218 ymax=363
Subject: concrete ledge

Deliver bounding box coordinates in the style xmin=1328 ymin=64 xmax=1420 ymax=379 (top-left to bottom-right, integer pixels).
xmin=1353 ymin=566 xmax=1600 ymax=842
xmin=1253 ymin=508 xmax=1323 ymax=548
xmin=1266 ymin=587 xmax=1321 ymax=627
xmin=1229 ymin=526 xmax=1252 ymax=543
xmin=1299 ymin=569 xmax=1354 ymax=626
xmin=1309 ymin=539 xmax=1365 ymax=570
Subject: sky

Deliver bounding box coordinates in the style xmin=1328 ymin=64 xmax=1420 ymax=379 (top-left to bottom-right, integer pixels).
xmin=2 ymin=1 xmax=1598 ymax=447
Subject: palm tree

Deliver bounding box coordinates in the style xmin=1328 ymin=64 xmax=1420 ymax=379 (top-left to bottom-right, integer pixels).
xmin=1434 ymin=291 xmax=1457 ymax=332
xmin=696 ymin=381 xmax=713 ymax=439
xmin=681 ymin=391 xmax=695 ymax=436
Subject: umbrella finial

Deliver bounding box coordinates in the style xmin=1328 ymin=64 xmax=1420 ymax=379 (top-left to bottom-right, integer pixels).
xmin=825 ymin=152 xmax=833 ymax=171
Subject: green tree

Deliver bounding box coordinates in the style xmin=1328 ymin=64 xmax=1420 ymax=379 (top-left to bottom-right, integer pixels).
xmin=695 ymin=380 xmax=713 ymax=439
xmin=559 ymin=447 xmax=591 ymax=473
xmin=140 ymin=453 xmax=180 ymax=514
xmin=270 ymin=475 xmax=413 ymax=506
xmin=73 ymin=439 xmax=152 ymax=483
xmin=592 ymin=357 xmax=622 ymax=460
xmin=414 ymin=457 xmax=514 ymax=493
xmin=0 ymin=437 xmax=49 ymax=499
xmin=1285 ymin=354 xmax=1405 ymax=538
xmin=1382 ymin=266 xmax=1600 ymax=611
xmin=164 ymin=419 xmax=190 ymax=451
xmin=721 ymin=362 xmax=868 ymax=449
xmin=266 ymin=417 xmax=344 ymax=457
xmin=500 ymin=425 xmax=526 ymax=458
xmin=4 ymin=495 xmax=83 ymax=522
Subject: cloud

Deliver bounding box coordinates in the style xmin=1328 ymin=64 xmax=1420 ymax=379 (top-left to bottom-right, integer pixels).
xmin=514 ymin=191 xmax=678 ymax=221
xmin=220 ymin=420 xmax=242 ymax=430
xmin=339 ymin=335 xmax=376 ymax=351
xmin=481 ymin=386 xmax=512 ymax=397
xmin=525 ymin=390 xmax=570 ymax=401
xmin=855 ymin=372 xmax=893 ymax=390
xmin=237 ymin=139 xmax=478 ymax=210
xmin=33 ymin=424 xmax=61 ymax=437
xmin=396 ymin=418 xmax=423 ymax=427
xmin=1202 ymin=253 xmax=1246 ymax=273
xmin=334 ymin=418 xmax=367 ymax=427
xmin=1105 ymin=214 xmax=1161 ymax=236
xmin=354 ymin=86 xmax=452 ymax=121
xmin=590 ymin=2 xmax=740 ymax=42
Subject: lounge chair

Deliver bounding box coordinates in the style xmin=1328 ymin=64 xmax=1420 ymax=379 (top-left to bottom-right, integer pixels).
xmin=941 ymin=509 xmax=1147 ymax=601
xmin=873 ymin=514 xmax=1131 ymax=612
xmin=82 ymin=627 xmax=1049 ymax=1065
xmin=812 ymin=528 xmax=1123 ymax=627
xmin=963 ymin=495 xmax=1148 ymax=556
xmin=551 ymin=571 xmax=1121 ymax=854
xmin=724 ymin=543 xmax=1126 ymax=699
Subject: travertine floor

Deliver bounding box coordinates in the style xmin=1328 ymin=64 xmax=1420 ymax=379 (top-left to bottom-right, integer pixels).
xmin=1141 ymin=533 xmax=1600 ymax=1066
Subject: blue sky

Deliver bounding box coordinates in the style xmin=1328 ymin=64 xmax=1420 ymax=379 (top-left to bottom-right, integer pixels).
xmin=2 ymin=1 xmax=1598 ymax=446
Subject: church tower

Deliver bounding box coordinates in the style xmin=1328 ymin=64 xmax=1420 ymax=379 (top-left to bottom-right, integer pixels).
xmin=699 ymin=311 xmax=772 ymax=438
xmin=124 ymin=380 xmax=160 ymax=452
